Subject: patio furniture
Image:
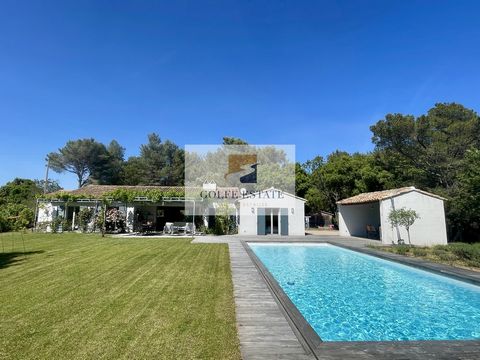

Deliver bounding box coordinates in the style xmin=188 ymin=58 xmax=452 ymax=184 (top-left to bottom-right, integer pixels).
xmin=185 ymin=222 xmax=194 ymax=235
xmin=140 ymin=221 xmax=155 ymax=234
xmin=173 ymin=222 xmax=187 ymax=235
xmin=163 ymin=222 xmax=174 ymax=235
xmin=366 ymin=224 xmax=379 ymax=239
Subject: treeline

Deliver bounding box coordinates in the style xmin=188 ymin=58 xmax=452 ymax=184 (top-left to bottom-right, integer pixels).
xmin=47 ymin=133 xmax=185 ymax=188
xmin=46 ymin=135 xmax=255 ymax=188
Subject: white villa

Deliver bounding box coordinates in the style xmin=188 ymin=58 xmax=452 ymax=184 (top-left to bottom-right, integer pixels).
xmin=36 ymin=184 xmax=306 ymax=236
xmin=337 ymin=186 xmax=448 ymax=246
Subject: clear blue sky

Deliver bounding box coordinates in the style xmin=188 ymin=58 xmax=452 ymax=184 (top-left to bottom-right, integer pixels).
xmin=1 ymin=0 xmax=479 ymax=189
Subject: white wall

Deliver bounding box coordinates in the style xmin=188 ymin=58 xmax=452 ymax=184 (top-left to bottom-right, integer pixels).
xmin=338 ymin=203 xmax=380 ymax=238
xmin=37 ymin=203 xmax=54 ymax=223
xmin=238 ymin=190 xmax=305 ymax=236
xmin=37 ymin=203 xmax=56 ymax=232
xmin=380 ymin=191 xmax=447 ymax=246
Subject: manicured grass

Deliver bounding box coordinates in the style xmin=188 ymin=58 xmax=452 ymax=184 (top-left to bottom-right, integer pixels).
xmin=0 ymin=233 xmax=240 ymax=359
xmin=368 ymin=242 xmax=480 ymax=270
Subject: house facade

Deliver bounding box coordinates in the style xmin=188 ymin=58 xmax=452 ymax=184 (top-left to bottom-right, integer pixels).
xmin=237 ymin=188 xmax=306 ymax=236
xmin=36 ymin=184 xmax=306 ymax=236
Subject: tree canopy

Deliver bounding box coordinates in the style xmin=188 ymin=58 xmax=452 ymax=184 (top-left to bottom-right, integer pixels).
xmin=370 ymin=103 xmax=480 ymax=189
xmin=123 ymin=133 xmax=184 ymax=186
xmin=0 ymin=178 xmax=42 ymax=208
xmin=48 ymin=139 xmax=113 ymax=188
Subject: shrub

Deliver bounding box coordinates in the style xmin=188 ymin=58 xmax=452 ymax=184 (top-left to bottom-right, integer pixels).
xmin=211 ymin=204 xmax=236 ymax=235
xmin=0 ymin=203 xmax=34 ymax=231
xmin=432 ymin=248 xmax=458 ymax=262
xmin=394 ymin=245 xmax=411 ymax=255
xmin=50 ymin=217 xmax=64 ymax=233
xmin=412 ymin=247 xmax=428 ymax=257
xmin=447 ymin=243 xmax=480 ymax=262
xmin=77 ymin=208 xmax=95 ymax=232
xmin=438 ymin=252 xmax=458 ymax=262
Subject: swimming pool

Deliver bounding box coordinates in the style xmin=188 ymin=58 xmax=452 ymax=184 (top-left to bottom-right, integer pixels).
xmin=248 ymin=243 xmax=480 ymax=342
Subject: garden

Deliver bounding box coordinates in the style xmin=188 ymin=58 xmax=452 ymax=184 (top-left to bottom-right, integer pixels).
xmin=368 ymin=242 xmax=480 ymax=270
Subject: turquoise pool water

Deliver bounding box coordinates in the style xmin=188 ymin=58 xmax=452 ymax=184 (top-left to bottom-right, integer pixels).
xmin=249 ymin=243 xmax=480 ymax=341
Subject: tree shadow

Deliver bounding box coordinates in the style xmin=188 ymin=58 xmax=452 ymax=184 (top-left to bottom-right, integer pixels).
xmin=0 ymin=251 xmax=45 ymax=269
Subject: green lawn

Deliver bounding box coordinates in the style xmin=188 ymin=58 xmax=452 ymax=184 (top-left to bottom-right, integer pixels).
xmin=0 ymin=233 xmax=240 ymax=359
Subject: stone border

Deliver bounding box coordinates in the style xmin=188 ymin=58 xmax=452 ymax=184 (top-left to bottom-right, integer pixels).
xmin=243 ymin=240 xmax=480 ymax=360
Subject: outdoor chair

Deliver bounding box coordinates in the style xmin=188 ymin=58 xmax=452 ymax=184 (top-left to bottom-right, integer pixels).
xmin=185 ymin=222 xmax=194 ymax=235
xmin=173 ymin=222 xmax=187 ymax=235
xmin=140 ymin=221 xmax=155 ymax=235
xmin=163 ymin=222 xmax=174 ymax=235
xmin=366 ymin=224 xmax=379 ymax=239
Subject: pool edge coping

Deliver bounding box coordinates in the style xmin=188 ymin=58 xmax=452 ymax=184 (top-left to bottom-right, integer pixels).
xmin=242 ymin=239 xmax=480 ymax=359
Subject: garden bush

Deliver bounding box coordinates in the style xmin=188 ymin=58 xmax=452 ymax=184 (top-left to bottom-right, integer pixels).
xmin=394 ymin=245 xmax=411 ymax=255
xmin=432 ymin=247 xmax=458 ymax=262
xmin=50 ymin=217 xmax=64 ymax=233
xmin=412 ymin=247 xmax=428 ymax=257
xmin=371 ymin=243 xmax=480 ymax=268
xmin=0 ymin=203 xmax=34 ymax=231
xmin=447 ymin=243 xmax=480 ymax=262
xmin=77 ymin=208 xmax=95 ymax=232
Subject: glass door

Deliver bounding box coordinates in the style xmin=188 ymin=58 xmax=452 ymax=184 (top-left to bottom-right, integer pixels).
xmin=272 ymin=208 xmax=279 ymax=234
xmin=264 ymin=208 xmax=280 ymax=235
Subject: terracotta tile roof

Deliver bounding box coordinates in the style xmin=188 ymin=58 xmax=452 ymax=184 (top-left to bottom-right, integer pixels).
xmin=336 ymin=186 xmax=446 ymax=205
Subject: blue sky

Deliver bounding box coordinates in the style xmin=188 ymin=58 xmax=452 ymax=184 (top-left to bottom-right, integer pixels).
xmin=1 ymin=0 xmax=479 ymax=189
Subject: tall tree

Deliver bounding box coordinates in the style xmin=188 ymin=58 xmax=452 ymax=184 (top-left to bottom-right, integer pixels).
xmin=307 ymin=151 xmax=393 ymax=213
xmin=122 ymin=156 xmax=144 ymax=185
xmin=48 ymin=139 xmax=112 ymax=188
xmin=448 ymin=149 xmax=480 ymax=242
xmin=370 ymin=103 xmax=480 ymax=189
xmin=135 ymin=133 xmax=184 ymax=185
xmin=91 ymin=140 xmax=126 ymax=185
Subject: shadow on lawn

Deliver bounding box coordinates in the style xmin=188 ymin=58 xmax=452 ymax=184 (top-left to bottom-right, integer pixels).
xmin=0 ymin=251 xmax=44 ymax=269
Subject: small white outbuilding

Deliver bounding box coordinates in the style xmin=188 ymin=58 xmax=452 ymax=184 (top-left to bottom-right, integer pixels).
xmin=237 ymin=188 xmax=306 ymax=236
xmin=337 ymin=186 xmax=447 ymax=246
